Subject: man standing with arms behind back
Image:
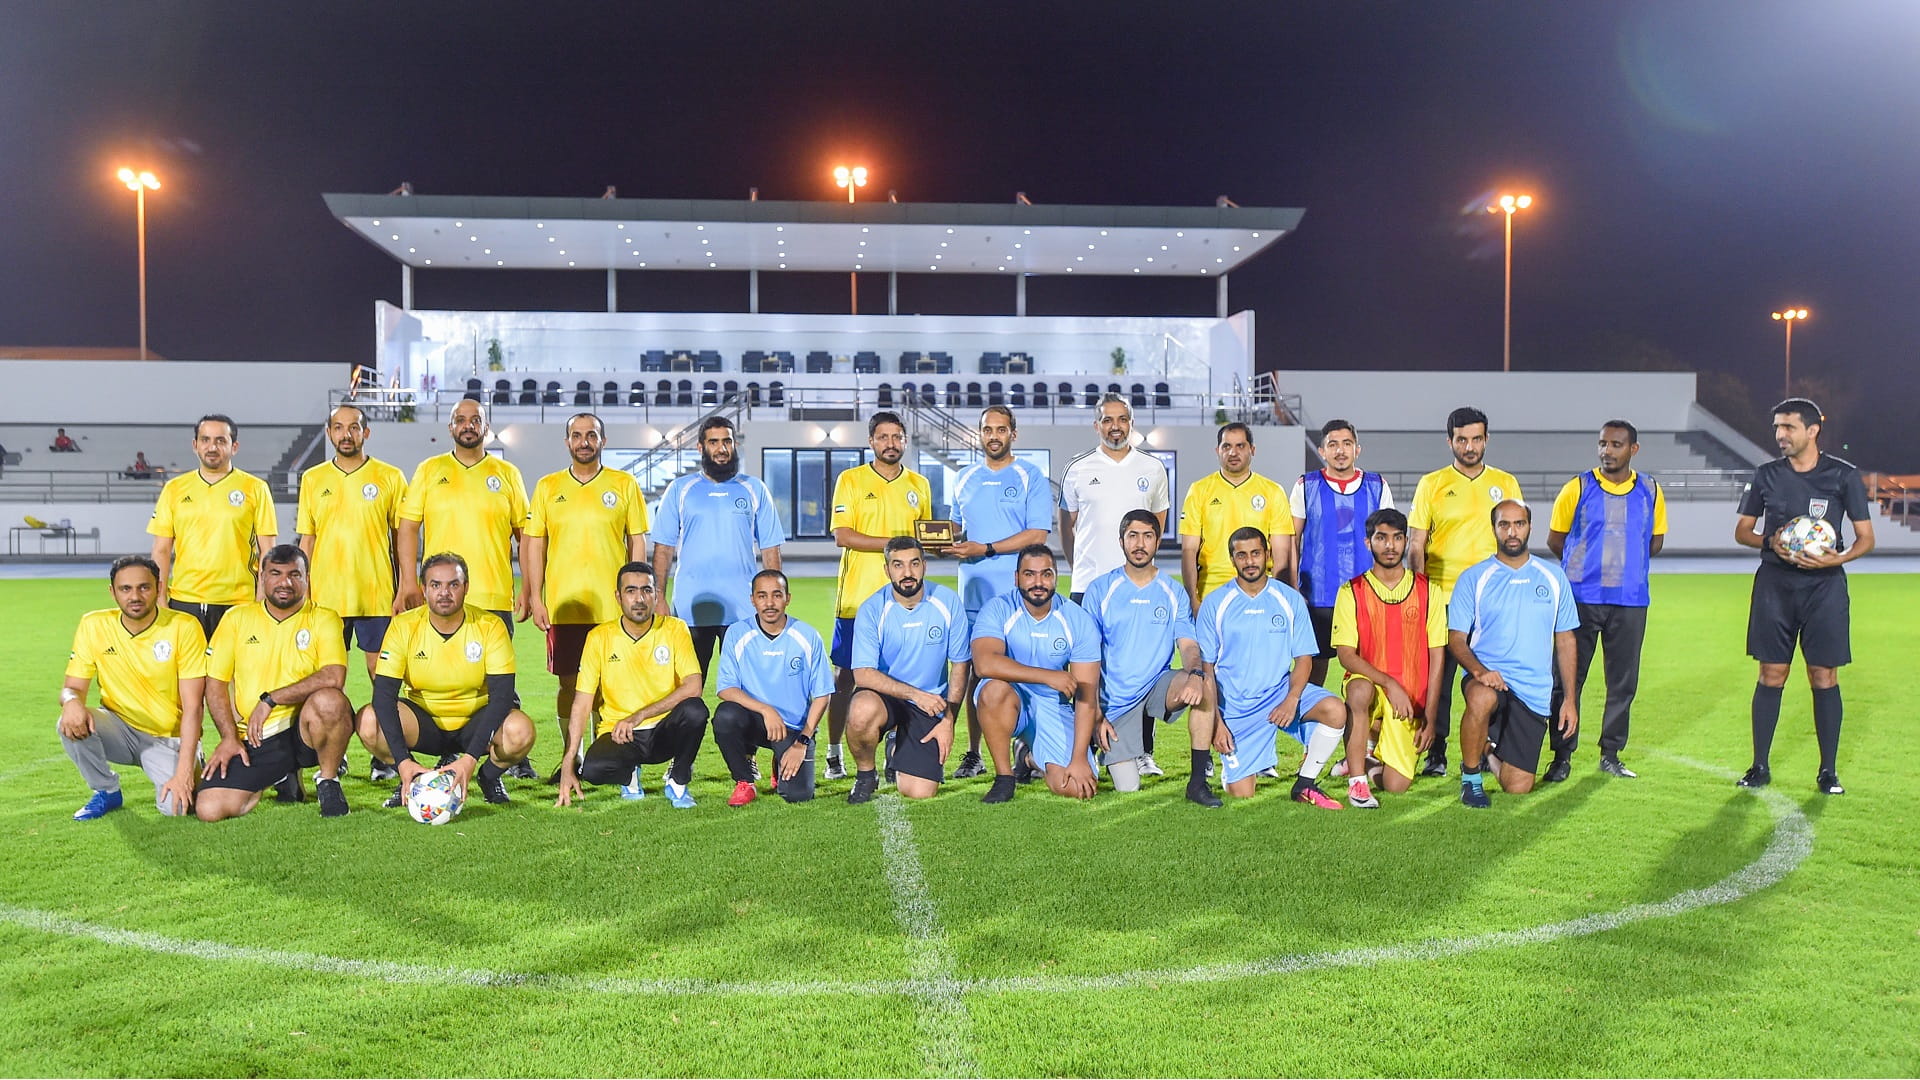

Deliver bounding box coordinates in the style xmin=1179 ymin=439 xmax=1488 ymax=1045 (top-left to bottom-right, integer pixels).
xmin=1291 ymin=419 xmax=1394 ymax=687
xmin=523 ymin=412 xmax=649 ymax=779
xmin=296 ymin=403 xmax=406 ymax=688
xmin=826 ymin=412 xmax=930 ymax=782
xmin=394 ymin=398 xmax=534 ymax=776
xmin=149 ymin=414 xmax=278 ymax=639
xmin=1544 ymin=420 xmax=1666 ymax=782
xmin=1407 ymin=406 xmax=1521 ymax=778
xmin=1732 ymin=398 xmax=1874 ymax=796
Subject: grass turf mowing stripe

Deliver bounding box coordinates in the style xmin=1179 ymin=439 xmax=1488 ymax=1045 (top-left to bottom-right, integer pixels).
xmin=875 ymin=793 xmax=979 ymax=1078
xmin=0 ymin=752 xmax=1811 ymax=1002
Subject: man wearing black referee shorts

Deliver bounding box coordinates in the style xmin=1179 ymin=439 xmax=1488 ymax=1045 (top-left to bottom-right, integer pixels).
xmin=1734 ymin=398 xmax=1875 ymax=795
xmin=845 ymin=537 xmax=971 ymax=803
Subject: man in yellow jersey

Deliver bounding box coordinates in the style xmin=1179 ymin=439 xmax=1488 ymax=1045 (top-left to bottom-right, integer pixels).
xmin=197 ymin=545 xmax=354 ymax=820
xmin=825 ymin=411 xmax=930 ymax=780
xmin=1407 ymin=406 xmax=1522 ymax=777
xmin=395 ymin=398 xmax=533 ymax=776
xmin=58 ymin=555 xmax=207 ymax=820
xmin=523 ymin=413 xmax=649 ymax=779
xmin=148 ymin=414 xmax=278 ymax=638
xmin=1331 ymin=509 xmax=1447 ymax=808
xmin=1180 ymin=422 xmax=1295 ymax=613
xmin=296 ymin=403 xmax=405 ymax=691
xmin=554 ymin=563 xmax=708 ymax=809
xmin=357 ymin=553 xmax=535 ymax=808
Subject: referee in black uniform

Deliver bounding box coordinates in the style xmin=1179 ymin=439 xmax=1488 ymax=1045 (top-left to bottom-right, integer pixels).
xmin=1733 ymin=398 xmax=1874 ymax=795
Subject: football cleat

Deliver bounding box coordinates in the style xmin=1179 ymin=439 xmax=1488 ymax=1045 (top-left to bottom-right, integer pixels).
xmin=316 ymin=778 xmax=349 ymax=818
xmin=1816 ymin=770 xmax=1845 ymax=796
xmin=479 ymin=775 xmax=511 ymax=804
xmin=847 ymin=774 xmax=880 ymax=805
xmin=1136 ymin=753 xmax=1165 ymax=777
xmin=1346 ymin=777 xmax=1380 ymax=809
xmin=981 ymin=776 xmax=1016 ymax=804
xmin=1460 ymin=778 xmax=1491 ymax=809
xmin=369 ymin=759 xmax=398 ymax=783
xmin=620 ymin=768 xmax=646 ymax=800
xmin=1292 ymin=780 xmax=1343 ymax=810
xmin=1185 ymin=779 xmax=1223 ymax=809
xmin=952 ymin=750 xmax=987 ymax=779
xmin=72 ymin=789 xmax=123 ymax=821
xmin=1420 ymin=752 xmax=1449 ymax=778
xmin=1543 ymin=757 xmax=1573 ymax=783
xmin=727 ymin=780 xmax=758 ymax=807
xmin=504 ymin=759 xmax=538 ymax=781
xmin=1736 ymin=765 xmax=1772 ymax=789
xmin=1598 ymin=754 xmax=1637 ymax=779
xmin=823 ymin=756 xmax=847 ymax=782
xmin=663 ymin=778 xmax=696 ymax=809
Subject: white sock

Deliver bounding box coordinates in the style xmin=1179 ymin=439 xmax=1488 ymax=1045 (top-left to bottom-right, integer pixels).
xmin=1298 ymin=722 xmax=1344 ymax=781
xmin=828 ymin=741 xmax=842 ymax=759
xmin=1107 ymin=758 xmax=1141 ymax=792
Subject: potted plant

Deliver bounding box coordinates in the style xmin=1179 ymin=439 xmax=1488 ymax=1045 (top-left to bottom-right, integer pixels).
xmin=1110 ymin=346 xmax=1128 ymax=376
xmin=486 ymin=338 xmax=504 ymax=371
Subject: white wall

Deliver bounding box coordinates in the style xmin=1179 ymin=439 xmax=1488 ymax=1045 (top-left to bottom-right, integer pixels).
xmin=1268 ymin=370 xmax=1699 ymax=433
xmin=0 ymin=360 xmax=348 ymax=426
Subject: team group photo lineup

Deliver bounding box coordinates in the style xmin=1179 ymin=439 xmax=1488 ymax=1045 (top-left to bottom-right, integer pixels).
xmin=57 ymin=388 xmax=1873 ymax=824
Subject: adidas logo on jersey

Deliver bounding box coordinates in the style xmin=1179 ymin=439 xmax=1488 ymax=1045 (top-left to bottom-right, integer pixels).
xmin=103 ymin=646 xmax=117 ymax=655
xmin=1209 ymin=497 xmax=1222 ymax=505
xmin=609 ymin=653 xmax=622 ymax=662
xmin=437 ymin=477 xmax=451 ymax=485
xmin=555 ymin=495 xmax=567 ymax=502
xmin=321 ymin=488 xmax=333 ymax=497
xmin=414 ymin=649 xmax=429 ymax=658
xmin=1087 ymin=478 xmax=1101 ymax=485
xmin=245 ymin=635 xmax=260 ymax=644
xmin=864 ymin=492 xmax=877 ymax=499
xmin=181 ymin=495 xmax=194 ymax=503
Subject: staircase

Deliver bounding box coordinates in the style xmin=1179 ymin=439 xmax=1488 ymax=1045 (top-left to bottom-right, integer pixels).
xmin=1676 ymin=429 xmax=1757 ymax=471
xmin=627 ymin=396 xmax=753 ymax=501
xmin=903 ymin=399 xmax=979 ymax=474
xmin=271 ymin=424 xmax=326 ymax=494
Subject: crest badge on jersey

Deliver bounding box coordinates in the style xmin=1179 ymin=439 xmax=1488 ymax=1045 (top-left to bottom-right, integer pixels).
xmin=1809 ymin=498 xmax=1829 ymax=520
xmin=295 ymin=628 xmax=312 ymax=651
xmin=652 ymin=644 xmax=671 ymax=665
xmin=906 ymin=491 xmax=920 ymax=507
xmin=153 ymin=639 xmax=173 ymax=661
xmin=1251 ymin=494 xmax=1266 ymax=510
xmin=228 ymin=490 xmax=245 ymax=507
xmin=1136 ymin=477 xmax=1149 ymax=492
xmin=465 ymin=640 xmax=484 ymax=662
xmin=1489 ymin=486 xmax=1504 ymax=502
xmin=486 ymin=476 xmax=503 ymax=493
xmin=362 ymin=483 xmax=379 ymax=500
xmin=603 ymin=491 xmax=618 ymax=509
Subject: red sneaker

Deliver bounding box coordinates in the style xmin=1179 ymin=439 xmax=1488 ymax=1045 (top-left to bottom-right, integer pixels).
xmin=1292 ymin=782 xmax=1344 ymax=810
xmin=727 ymin=780 xmax=758 ymax=807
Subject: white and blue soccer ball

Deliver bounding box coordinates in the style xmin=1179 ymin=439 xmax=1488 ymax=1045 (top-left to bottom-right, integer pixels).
xmin=1780 ymin=515 xmax=1837 ymax=558
xmin=405 ymin=769 xmax=466 ymax=825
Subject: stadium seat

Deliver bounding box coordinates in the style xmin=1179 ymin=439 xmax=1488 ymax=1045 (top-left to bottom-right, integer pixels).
xmin=1057 ymin=381 xmax=1075 ymax=407
xmin=769 ymin=380 xmax=785 ymax=406
xmin=722 ymin=379 xmax=740 ymax=404
xmin=987 ymin=381 xmax=1005 ymax=406
xmin=700 ymin=380 xmax=719 ymax=407
xmin=492 ymin=379 xmax=512 ymax=405
xmin=979 ymin=352 xmax=1004 ymax=375
xmin=1009 ymin=383 xmax=1026 ymax=408
xmin=945 ymin=381 xmax=962 ymax=407
xmin=543 ymin=381 xmax=562 ymax=406
xmin=655 ymin=379 xmax=672 ymax=406
xmin=853 ymin=352 xmax=881 ymax=374
xmin=629 ymin=381 xmax=646 ymax=406
xmin=877 ymin=382 xmax=894 ymax=410
xmin=805 ymin=352 xmax=832 ymax=374
xmin=1032 ymin=381 xmax=1049 ymax=408
xmin=772 ymin=351 xmax=795 ymax=372
xmin=966 ymin=382 xmax=983 ymax=408
xmin=676 ymin=379 xmax=693 ymax=407
xmin=1084 ymin=383 xmax=1101 ymax=405
xmin=602 ymin=381 xmax=620 ymax=406
xmin=574 ymin=380 xmax=593 ymax=406
xmin=465 ymin=377 xmax=484 ymax=395
xmin=918 ymin=382 xmax=936 ymax=405
xmin=1154 ymin=381 xmax=1172 ymax=408
xmin=519 ymin=379 xmax=538 ymax=406
xmin=1130 ymin=383 xmax=1147 ymax=409
xmin=746 ymin=381 xmax=763 ymax=407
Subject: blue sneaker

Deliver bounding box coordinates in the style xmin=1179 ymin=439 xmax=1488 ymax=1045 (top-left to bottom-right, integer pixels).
xmin=74 ymin=789 xmax=123 ymax=820
xmin=663 ymin=777 xmax=696 ymax=809
xmin=620 ymin=767 xmax=646 ymax=800
xmin=1460 ymin=777 xmax=1491 ymax=809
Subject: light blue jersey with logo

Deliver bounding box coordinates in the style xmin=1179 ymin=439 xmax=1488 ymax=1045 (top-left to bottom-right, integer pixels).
xmin=952 ymin=458 xmax=1054 ymax=615
xmin=1198 ymin=578 xmax=1320 ymax=722
xmin=717 ymin=616 xmax=834 ymax=730
xmin=851 ymin=581 xmax=972 ymax=697
xmin=652 ymin=472 xmax=786 ymax=628
xmin=1446 ymin=555 xmax=1579 ymax=715
xmin=971 ymin=590 xmax=1101 ymax=769
xmin=1080 ymin=566 xmax=1195 ymax=714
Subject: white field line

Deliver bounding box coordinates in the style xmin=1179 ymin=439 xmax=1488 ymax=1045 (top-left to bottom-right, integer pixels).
xmin=875 ymin=793 xmax=979 ymax=1078
xmin=0 ymin=752 xmax=1810 ymax=999
xmin=0 ymin=754 xmax=64 ymax=783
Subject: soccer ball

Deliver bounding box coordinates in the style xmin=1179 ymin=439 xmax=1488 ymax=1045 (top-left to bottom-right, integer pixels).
xmin=405 ymin=769 xmax=466 ymax=825
xmin=1780 ymin=515 xmax=1838 ymax=558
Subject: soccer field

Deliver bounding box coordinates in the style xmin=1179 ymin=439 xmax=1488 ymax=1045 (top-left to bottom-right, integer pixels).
xmin=0 ymin=573 xmax=1914 ymax=1077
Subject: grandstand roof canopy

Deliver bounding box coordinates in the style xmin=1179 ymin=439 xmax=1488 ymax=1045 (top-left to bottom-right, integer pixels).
xmin=323 ymin=194 xmax=1303 ymax=278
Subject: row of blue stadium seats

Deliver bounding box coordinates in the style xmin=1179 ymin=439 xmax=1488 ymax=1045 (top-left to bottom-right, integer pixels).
xmin=630 ymin=349 xmax=1034 ymax=374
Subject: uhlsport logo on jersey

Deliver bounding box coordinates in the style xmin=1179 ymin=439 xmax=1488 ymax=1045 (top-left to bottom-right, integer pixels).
xmin=603 ymin=491 xmax=618 ymax=509
xmin=465 ymin=640 xmax=484 ymax=662
xmin=652 ymin=644 xmax=671 ymax=665
xmin=362 ymin=483 xmax=379 ymax=500
xmin=295 ymin=628 xmax=312 ymax=651
xmin=228 ymin=490 xmax=245 ymax=507
xmin=486 ymin=476 xmax=503 ymax=493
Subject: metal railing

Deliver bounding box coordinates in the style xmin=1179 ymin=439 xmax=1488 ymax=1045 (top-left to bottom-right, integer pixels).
xmin=1370 ymin=468 xmax=1754 ymax=503
xmin=0 ymin=467 xmax=301 ymax=504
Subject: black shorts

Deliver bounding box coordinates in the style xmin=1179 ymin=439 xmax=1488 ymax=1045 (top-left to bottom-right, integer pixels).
xmin=167 ymin=599 xmax=232 ymax=639
xmin=546 ymin=623 xmax=592 ymax=676
xmin=343 ymin=615 xmax=391 ymax=654
xmin=198 ymin=726 xmax=320 ymax=792
xmin=1485 ymin=691 xmax=1548 ymax=775
xmin=397 ymin=701 xmax=472 ymax=758
xmin=873 ymin=693 xmax=946 ymax=783
xmin=1747 ymin=563 xmax=1851 ymax=667
xmin=690 ymin=624 xmax=728 ymax=677
xmin=488 ymin=609 xmax=515 ymax=639
xmin=1308 ymin=605 xmax=1337 ymax=661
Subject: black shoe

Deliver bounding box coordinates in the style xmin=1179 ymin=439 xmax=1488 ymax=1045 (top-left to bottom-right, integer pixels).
xmin=545 ymin=766 xmax=564 ymax=785
xmin=382 ymin=788 xmax=406 ymax=809
xmin=848 ymin=773 xmax=880 ymax=805
xmin=952 ymin=750 xmax=986 ymax=779
xmin=273 ymin=771 xmax=305 ymax=804
xmin=435 ymin=753 xmax=459 ymax=769
xmin=316 ymin=777 xmax=349 ymax=818
xmin=1736 ymin=765 xmax=1771 ymax=788
xmin=1185 ymin=780 xmax=1223 ymax=808
xmin=504 ymin=759 xmax=537 ymax=781
xmin=1419 ymin=752 xmax=1449 ymax=778
xmin=1543 ymin=757 xmax=1573 ymax=783
xmin=480 ymin=774 xmax=511 ymax=804
xmin=369 ymin=759 xmax=398 ymax=783
xmin=1598 ymin=754 xmax=1637 ymax=779
xmin=981 ymin=775 xmax=1016 ymax=804
xmin=1816 ymin=770 xmax=1845 ymax=795
xmin=884 ymin=766 xmax=897 ymax=785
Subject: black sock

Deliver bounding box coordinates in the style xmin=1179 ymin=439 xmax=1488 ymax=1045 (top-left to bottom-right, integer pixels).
xmin=479 ymin=760 xmax=503 ymax=784
xmin=1190 ymin=749 xmax=1211 ymax=780
xmin=991 ymin=773 xmax=1014 ymax=786
xmin=1812 ymin=686 xmax=1843 ymax=774
xmin=1751 ymin=683 xmax=1784 ymax=769
xmin=856 ymin=768 xmax=878 ymax=783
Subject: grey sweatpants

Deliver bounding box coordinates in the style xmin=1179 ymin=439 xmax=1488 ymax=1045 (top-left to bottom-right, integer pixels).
xmin=60 ymin=707 xmax=189 ymax=815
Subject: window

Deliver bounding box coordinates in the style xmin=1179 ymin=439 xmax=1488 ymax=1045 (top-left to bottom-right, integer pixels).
xmin=762 ymin=448 xmax=867 ymax=540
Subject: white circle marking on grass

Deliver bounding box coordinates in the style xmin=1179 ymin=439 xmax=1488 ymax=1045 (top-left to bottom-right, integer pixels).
xmin=0 ymin=753 xmax=1811 ymax=997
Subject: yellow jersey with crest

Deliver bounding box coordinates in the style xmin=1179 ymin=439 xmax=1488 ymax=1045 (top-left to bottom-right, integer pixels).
xmin=65 ymin=607 xmax=209 ymax=737
xmin=1407 ymin=464 xmax=1524 ymax=593
xmin=147 ymin=469 xmax=278 ymax=604
xmin=375 ymin=604 xmax=516 ymax=727
xmin=830 ymin=463 xmax=931 ymax=619
xmin=575 ymin=616 xmax=701 ymax=735
xmin=206 ymin=601 xmax=348 ymax=738
xmin=525 ymin=466 xmax=650 ymax=625
xmin=296 ymin=457 xmax=406 ymax=617
xmin=397 ymin=453 xmax=530 ymax=612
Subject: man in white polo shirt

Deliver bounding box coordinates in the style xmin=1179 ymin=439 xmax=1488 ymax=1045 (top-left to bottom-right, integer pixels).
xmin=1060 ymin=393 xmax=1169 ymax=604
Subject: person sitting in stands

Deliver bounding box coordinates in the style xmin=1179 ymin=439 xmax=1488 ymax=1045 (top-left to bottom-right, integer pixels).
xmin=51 ymin=428 xmax=80 ymax=452
xmin=124 ymin=452 xmax=164 ymax=480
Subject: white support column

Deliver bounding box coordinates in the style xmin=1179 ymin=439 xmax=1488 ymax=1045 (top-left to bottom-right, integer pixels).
xmin=1016 ymin=274 xmax=1027 ymax=317
xmin=750 ymin=269 xmax=760 ymax=314
xmin=888 ymin=272 xmax=898 ymax=315
xmin=401 ymin=264 xmax=413 ymax=311
xmin=1216 ymin=273 xmax=1228 ymax=319
xmin=607 ymin=269 xmax=618 ymax=313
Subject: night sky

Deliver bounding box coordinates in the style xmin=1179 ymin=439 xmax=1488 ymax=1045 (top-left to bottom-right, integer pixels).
xmin=4 ymin=1 xmax=1915 ymax=461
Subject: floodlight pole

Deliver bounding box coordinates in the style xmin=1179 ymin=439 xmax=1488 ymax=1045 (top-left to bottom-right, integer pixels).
xmin=135 ymin=183 xmax=149 ymax=360
xmin=607 ymin=269 xmax=617 ymax=313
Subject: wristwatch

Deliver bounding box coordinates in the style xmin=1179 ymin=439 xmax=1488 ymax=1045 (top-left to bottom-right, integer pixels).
xmin=259 ymin=692 xmax=277 ymax=707
xmin=794 ymin=731 xmax=815 ymax=747
xmin=984 ymin=541 xmax=997 ymax=557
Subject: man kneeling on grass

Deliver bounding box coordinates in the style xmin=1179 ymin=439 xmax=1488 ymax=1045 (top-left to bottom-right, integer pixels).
xmin=713 ymin=570 xmax=834 ymax=806
xmin=198 ymin=545 xmax=354 ymax=820
xmin=554 ymin=563 xmax=707 ymax=809
xmin=846 ymin=536 xmax=971 ymax=803
xmin=1332 ymin=509 xmax=1447 ymax=808
xmin=1447 ymin=499 xmax=1580 ymax=808
xmin=356 ymin=552 xmax=535 ymax=810
xmin=969 ymin=545 xmax=1103 ymax=804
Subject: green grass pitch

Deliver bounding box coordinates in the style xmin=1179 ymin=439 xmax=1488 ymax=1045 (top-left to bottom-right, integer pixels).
xmin=0 ymin=573 xmax=1914 ymax=1077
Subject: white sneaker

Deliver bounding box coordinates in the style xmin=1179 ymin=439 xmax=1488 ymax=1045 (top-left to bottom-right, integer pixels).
xmin=1347 ymin=777 xmax=1380 ymax=809
xmin=1331 ymin=759 xmax=1351 ymax=778
xmin=620 ymin=768 xmax=646 ymax=800
xmin=1257 ymin=766 xmax=1282 ymax=779
xmin=1136 ymin=753 xmax=1165 ymax=777
xmin=825 ymin=756 xmax=848 ymax=781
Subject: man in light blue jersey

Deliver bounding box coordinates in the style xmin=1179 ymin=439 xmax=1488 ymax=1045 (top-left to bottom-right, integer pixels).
xmin=652 ymin=416 xmax=786 ymax=679
xmin=1447 ymin=499 xmax=1580 ymax=807
xmin=971 ymin=545 xmax=1103 ymax=804
xmin=847 ymin=537 xmax=972 ymax=803
xmin=713 ymin=569 xmax=834 ymax=807
xmin=944 ymin=405 xmax=1054 ymax=781
xmin=1081 ymin=509 xmax=1220 ymax=807
xmin=1198 ymin=527 xmax=1347 ymax=809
